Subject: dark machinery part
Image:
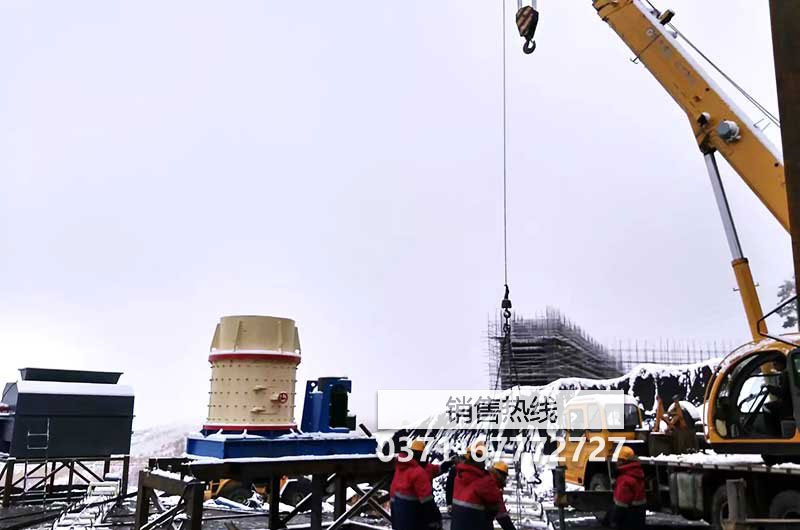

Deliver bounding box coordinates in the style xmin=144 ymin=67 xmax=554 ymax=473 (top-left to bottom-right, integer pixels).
xmin=769 ymin=1 xmax=800 ymax=327
xmin=0 ymin=368 xmax=134 ymax=458
xmin=516 ymin=6 xmax=539 ymax=54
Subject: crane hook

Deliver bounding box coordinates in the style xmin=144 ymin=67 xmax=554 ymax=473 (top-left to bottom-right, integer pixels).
xmin=516 ymin=5 xmax=539 ymax=55
xmin=501 ymin=284 xmax=512 ymax=321
xmin=522 ymin=39 xmax=537 ymax=55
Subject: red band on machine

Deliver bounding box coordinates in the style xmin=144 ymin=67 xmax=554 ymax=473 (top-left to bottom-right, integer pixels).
xmin=203 ymin=424 xmax=297 ymax=432
xmin=208 ymin=353 xmax=301 ymax=364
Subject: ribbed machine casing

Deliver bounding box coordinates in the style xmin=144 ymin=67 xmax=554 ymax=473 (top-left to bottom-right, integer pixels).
xmin=204 ymin=315 xmax=301 ymax=433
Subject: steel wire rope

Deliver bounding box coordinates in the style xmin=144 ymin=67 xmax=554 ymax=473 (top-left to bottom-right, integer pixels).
xmin=643 ymin=0 xmax=780 ymax=129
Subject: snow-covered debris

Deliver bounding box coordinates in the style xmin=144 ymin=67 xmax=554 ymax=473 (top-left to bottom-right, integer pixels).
xmin=405 ymin=358 xmax=720 ymax=454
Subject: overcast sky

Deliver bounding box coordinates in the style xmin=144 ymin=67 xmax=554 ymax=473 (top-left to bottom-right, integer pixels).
xmin=0 ymin=1 xmax=790 ymax=429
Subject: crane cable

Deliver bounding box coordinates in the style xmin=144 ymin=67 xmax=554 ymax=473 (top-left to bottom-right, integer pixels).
xmin=500 ymin=0 xmax=518 ymax=390
xmin=499 ymin=3 xmax=530 ymax=528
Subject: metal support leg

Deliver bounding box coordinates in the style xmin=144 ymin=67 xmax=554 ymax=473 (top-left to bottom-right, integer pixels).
xmin=279 ymin=474 xmax=337 ymax=528
xmin=121 ymin=456 xmax=130 ymax=498
xmin=268 ymin=476 xmax=281 ymax=530
xmin=184 ymin=483 xmax=204 ymax=530
xmin=67 ymin=461 xmax=75 ymax=504
xmin=333 ymin=475 xmax=347 ymax=518
xmin=311 ymin=474 xmax=325 ymax=530
xmin=4 ymin=459 xmax=15 ymax=507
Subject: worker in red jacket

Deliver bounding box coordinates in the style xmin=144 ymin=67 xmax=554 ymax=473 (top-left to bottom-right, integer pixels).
xmin=390 ymin=439 xmax=442 ymax=530
xmin=490 ymin=462 xmax=516 ymax=530
xmin=413 ymin=441 xmax=456 ymax=483
xmin=451 ymin=442 xmax=503 ymax=530
xmin=613 ymin=446 xmax=646 ymax=529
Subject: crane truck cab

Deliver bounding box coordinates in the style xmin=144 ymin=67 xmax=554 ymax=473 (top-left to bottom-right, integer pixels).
xmin=560 ymin=394 xmax=643 ymax=489
xmin=705 ymin=335 xmax=800 ymax=462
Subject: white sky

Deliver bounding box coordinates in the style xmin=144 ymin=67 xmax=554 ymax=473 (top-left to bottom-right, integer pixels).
xmin=0 ymin=1 xmax=790 ymax=430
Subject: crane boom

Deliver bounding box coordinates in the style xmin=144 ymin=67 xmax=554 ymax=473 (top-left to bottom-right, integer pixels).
xmin=594 ymin=0 xmax=786 ymax=230
xmin=516 ymin=0 xmax=787 ymax=339
xmin=515 ymin=0 xmax=800 ymax=463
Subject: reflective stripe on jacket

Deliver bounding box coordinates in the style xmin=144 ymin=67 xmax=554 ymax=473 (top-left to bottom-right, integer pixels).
xmin=389 ymin=457 xmax=441 ymax=530
xmin=451 ymin=462 xmax=502 ymax=530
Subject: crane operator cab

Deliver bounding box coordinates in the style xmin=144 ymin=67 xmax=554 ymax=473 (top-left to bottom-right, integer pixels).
xmin=706 ymin=337 xmax=800 ymax=462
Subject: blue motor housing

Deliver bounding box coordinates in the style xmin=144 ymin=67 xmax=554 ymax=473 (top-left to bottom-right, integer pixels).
xmin=300 ymin=377 xmax=357 ymax=433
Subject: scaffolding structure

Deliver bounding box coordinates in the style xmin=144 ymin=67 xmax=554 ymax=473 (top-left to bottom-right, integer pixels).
xmin=489 ymin=308 xmax=623 ymax=389
xmin=609 ymin=339 xmax=734 ymax=372
xmin=488 ymin=308 xmax=733 ymax=389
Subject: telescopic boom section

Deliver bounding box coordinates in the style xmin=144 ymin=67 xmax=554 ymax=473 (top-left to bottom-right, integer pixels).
xmin=593 ymin=0 xmax=786 ymax=229
xmin=593 ymin=0 xmax=786 ymax=340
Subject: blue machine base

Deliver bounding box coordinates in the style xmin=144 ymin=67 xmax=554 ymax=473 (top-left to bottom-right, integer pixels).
xmin=186 ymin=433 xmax=377 ymax=460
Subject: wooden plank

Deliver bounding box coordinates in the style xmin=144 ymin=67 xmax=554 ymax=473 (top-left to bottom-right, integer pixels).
xmin=134 ymin=471 xmax=151 ymax=530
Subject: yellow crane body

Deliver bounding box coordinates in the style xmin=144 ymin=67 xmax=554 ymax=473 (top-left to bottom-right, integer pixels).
xmin=594 ymin=0 xmax=788 ymax=343
xmin=594 ymin=0 xmax=786 ymax=229
xmin=564 ymin=0 xmax=800 ymax=456
xmin=516 ymin=0 xmax=799 ymax=457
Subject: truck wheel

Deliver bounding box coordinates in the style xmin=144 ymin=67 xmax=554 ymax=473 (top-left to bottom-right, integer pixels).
xmin=709 ymin=484 xmax=728 ymax=530
xmin=588 ymin=472 xmax=611 ymax=523
xmin=219 ymin=482 xmax=252 ymax=505
xmin=769 ymin=490 xmax=800 ymax=529
xmin=281 ymin=477 xmax=312 ymax=507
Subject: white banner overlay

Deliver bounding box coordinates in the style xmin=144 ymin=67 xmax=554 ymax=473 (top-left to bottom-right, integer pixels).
xmin=378 ymin=389 xmax=629 ymax=431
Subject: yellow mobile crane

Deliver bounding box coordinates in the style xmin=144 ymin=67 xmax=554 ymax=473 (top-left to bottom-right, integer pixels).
xmin=516 ymin=0 xmax=800 ymax=460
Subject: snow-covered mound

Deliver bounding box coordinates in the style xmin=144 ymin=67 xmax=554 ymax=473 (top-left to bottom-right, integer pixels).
xmin=131 ymin=422 xmax=196 ymax=457
xmin=550 ymin=357 xmax=719 ymax=416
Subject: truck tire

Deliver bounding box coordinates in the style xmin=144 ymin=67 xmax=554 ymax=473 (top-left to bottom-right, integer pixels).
xmin=281 ymin=477 xmax=312 ymax=507
xmin=588 ymin=472 xmax=611 ymax=523
xmin=218 ymin=482 xmax=252 ymax=505
xmin=769 ymin=490 xmax=800 ymax=529
xmin=709 ymin=484 xmax=728 ymax=530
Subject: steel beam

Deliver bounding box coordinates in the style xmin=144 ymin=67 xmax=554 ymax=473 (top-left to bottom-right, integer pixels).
xmin=770 ymin=1 xmax=800 ymax=318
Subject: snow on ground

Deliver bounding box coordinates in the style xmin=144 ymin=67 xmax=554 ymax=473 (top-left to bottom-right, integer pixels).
xmin=647 ymin=450 xmax=763 ymax=466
